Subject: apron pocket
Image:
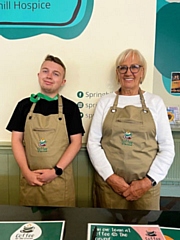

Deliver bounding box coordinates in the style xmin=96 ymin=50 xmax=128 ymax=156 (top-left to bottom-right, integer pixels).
xmin=33 ymin=128 xmax=55 ymax=132
xmin=116 ymin=118 xmax=142 ymax=124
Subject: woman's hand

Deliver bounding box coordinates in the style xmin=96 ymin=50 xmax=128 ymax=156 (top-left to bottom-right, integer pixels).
xmin=106 ymin=174 xmax=130 ymax=195
xmin=122 ymin=177 xmax=152 ymax=201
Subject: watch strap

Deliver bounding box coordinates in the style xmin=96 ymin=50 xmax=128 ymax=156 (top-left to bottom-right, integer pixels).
xmin=146 ymin=174 xmax=156 ymax=186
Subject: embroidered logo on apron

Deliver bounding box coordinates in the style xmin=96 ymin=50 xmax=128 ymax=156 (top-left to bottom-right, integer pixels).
xmin=38 ymin=139 xmax=47 ymax=152
xmin=122 ymin=131 xmax=133 ymax=146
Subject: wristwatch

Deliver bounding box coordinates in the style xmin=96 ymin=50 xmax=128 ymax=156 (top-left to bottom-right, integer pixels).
xmin=54 ymin=166 xmax=63 ymax=176
xmin=146 ymin=174 xmax=156 ymax=186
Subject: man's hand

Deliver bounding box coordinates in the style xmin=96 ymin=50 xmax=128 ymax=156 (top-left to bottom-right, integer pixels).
xmin=106 ymin=174 xmax=130 ymax=196
xmin=23 ymin=171 xmax=44 ymax=186
xmin=122 ymin=177 xmax=152 ymax=201
xmin=33 ymin=169 xmax=57 ymax=184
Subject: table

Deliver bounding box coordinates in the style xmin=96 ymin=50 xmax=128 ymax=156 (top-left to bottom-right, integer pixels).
xmin=0 ymin=205 xmax=180 ymax=239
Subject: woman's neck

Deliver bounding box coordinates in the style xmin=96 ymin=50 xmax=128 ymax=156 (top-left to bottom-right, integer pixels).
xmin=117 ymin=88 xmax=140 ymax=96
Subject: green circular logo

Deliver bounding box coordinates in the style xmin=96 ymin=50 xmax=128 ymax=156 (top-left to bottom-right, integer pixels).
xmin=77 ymin=102 xmax=84 ymax=108
xmin=77 ymin=91 xmax=84 ymax=98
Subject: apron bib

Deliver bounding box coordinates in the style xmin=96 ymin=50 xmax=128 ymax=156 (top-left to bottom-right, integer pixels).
xmin=94 ymin=88 xmax=161 ymax=210
xmin=20 ymin=96 xmax=75 ymax=206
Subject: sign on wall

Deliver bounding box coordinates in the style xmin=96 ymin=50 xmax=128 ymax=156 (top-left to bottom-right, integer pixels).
xmin=0 ymin=0 xmax=94 ymax=39
xmin=154 ymin=0 xmax=180 ymax=96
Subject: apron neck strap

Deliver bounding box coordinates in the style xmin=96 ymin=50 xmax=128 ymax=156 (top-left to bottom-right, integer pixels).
xmin=111 ymin=94 xmax=119 ymax=112
xmin=111 ymin=88 xmax=148 ymax=113
xmin=28 ymin=103 xmax=36 ymax=119
xmin=58 ymin=95 xmax=63 ymax=120
xmin=139 ymin=88 xmax=148 ymax=113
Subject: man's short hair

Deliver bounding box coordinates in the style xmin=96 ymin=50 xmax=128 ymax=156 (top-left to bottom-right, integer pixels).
xmin=44 ymin=55 xmax=66 ymax=77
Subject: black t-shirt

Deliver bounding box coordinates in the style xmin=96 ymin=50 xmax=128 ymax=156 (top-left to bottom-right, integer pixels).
xmin=6 ymin=95 xmax=85 ymax=138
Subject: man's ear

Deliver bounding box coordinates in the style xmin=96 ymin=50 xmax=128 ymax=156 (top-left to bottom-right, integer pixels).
xmin=61 ymin=79 xmax=66 ymax=86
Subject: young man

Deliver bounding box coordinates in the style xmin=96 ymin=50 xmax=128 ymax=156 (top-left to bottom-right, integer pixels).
xmin=6 ymin=55 xmax=85 ymax=206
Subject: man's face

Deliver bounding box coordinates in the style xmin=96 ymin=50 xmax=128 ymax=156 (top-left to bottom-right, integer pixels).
xmin=38 ymin=60 xmax=66 ymax=97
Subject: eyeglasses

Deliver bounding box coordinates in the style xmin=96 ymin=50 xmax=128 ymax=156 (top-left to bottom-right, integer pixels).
xmin=117 ymin=64 xmax=142 ymax=74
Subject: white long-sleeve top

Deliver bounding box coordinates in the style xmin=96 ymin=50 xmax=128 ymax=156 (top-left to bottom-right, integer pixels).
xmin=87 ymin=91 xmax=175 ymax=184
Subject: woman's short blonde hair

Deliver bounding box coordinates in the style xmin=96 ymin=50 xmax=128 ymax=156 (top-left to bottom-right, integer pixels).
xmin=116 ymin=49 xmax=147 ymax=83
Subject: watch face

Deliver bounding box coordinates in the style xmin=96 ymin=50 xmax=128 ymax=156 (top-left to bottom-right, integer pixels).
xmin=54 ymin=166 xmax=63 ymax=176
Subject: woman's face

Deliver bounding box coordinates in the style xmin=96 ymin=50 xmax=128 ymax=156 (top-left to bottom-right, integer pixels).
xmin=116 ymin=54 xmax=144 ymax=94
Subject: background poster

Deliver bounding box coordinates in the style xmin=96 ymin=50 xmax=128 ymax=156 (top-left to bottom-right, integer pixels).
xmin=154 ymin=0 xmax=180 ymax=106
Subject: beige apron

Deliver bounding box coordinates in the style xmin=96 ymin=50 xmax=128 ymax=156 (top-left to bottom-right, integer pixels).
xmin=94 ymin=88 xmax=161 ymax=210
xmin=20 ymin=95 xmax=75 ymax=206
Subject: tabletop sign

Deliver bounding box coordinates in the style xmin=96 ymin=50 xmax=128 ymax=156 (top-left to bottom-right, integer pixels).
xmin=0 ymin=221 xmax=65 ymax=240
xmin=161 ymin=227 xmax=180 ymax=240
xmin=87 ymin=223 xmax=166 ymax=240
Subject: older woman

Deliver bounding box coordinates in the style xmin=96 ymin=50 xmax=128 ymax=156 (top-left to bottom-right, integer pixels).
xmin=87 ymin=49 xmax=175 ymax=210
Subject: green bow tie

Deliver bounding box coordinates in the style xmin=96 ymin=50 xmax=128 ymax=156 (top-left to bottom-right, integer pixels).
xmin=30 ymin=93 xmax=58 ymax=103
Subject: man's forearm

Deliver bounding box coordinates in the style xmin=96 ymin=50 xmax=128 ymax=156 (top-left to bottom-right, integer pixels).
xmin=56 ymin=134 xmax=82 ymax=170
xmin=12 ymin=132 xmax=30 ymax=176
